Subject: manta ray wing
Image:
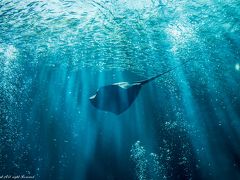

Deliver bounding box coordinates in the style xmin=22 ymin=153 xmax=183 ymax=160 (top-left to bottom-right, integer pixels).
xmin=89 ymin=82 xmax=142 ymax=114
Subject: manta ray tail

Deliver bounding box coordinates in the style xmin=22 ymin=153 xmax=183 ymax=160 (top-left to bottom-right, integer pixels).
xmin=137 ymin=60 xmax=191 ymax=85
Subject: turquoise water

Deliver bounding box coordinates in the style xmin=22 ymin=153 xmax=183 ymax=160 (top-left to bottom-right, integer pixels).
xmin=0 ymin=0 xmax=240 ymax=179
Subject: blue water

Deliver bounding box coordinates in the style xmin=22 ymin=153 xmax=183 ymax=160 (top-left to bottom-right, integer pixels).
xmin=0 ymin=0 xmax=240 ymax=179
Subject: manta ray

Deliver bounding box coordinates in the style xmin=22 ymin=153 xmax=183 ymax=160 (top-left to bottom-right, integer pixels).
xmin=89 ymin=61 xmax=189 ymax=115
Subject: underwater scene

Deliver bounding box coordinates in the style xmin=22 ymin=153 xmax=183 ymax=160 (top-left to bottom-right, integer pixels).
xmin=0 ymin=0 xmax=240 ymax=179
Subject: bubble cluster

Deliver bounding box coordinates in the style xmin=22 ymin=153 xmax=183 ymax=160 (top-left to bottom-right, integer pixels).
xmin=130 ymin=141 xmax=162 ymax=180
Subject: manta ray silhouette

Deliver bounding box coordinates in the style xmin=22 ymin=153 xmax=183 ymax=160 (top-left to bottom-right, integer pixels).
xmin=89 ymin=61 xmax=190 ymax=115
